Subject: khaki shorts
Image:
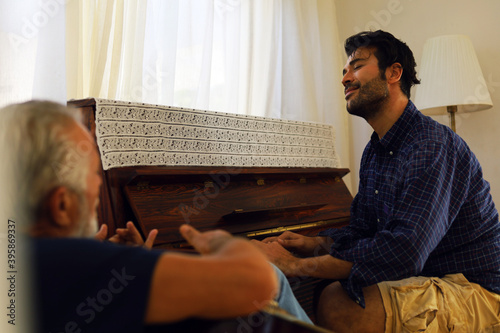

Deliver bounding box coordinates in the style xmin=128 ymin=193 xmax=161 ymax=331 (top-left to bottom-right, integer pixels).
xmin=377 ymin=274 xmax=500 ymax=333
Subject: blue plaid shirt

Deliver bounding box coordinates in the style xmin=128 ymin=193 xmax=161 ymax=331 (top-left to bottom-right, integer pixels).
xmin=320 ymin=100 xmax=500 ymax=307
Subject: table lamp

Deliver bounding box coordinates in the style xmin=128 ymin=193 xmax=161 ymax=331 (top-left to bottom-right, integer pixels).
xmin=414 ymin=35 xmax=493 ymax=132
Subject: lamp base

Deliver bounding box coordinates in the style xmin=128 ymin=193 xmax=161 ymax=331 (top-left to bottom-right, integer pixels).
xmin=447 ymin=105 xmax=458 ymax=132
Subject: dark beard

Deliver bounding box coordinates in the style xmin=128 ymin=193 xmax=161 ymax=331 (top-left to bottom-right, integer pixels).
xmin=346 ymin=75 xmax=389 ymax=121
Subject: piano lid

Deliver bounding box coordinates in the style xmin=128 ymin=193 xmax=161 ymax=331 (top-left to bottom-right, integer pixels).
xmin=123 ymin=166 xmax=351 ymax=247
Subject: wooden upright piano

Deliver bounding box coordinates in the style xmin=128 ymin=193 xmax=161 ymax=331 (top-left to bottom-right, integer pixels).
xmin=69 ymin=98 xmax=353 ymax=327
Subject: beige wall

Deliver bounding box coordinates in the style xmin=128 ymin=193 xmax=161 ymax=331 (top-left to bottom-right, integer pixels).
xmin=335 ymin=0 xmax=500 ymax=205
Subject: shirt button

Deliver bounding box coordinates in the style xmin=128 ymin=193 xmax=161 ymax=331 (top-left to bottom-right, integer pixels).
xmin=389 ymin=151 xmax=393 ymax=155
xmin=377 ymin=218 xmax=380 ymax=222
xmin=375 ymin=190 xmax=379 ymax=194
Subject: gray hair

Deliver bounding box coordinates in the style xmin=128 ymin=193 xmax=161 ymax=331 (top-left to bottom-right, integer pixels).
xmin=0 ymin=101 xmax=90 ymax=224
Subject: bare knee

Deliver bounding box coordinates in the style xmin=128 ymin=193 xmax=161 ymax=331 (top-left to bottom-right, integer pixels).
xmin=316 ymin=282 xmax=350 ymax=330
xmin=316 ymin=282 xmax=385 ymax=333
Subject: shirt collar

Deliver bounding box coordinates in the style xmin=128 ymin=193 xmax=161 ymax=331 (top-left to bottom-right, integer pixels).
xmin=370 ymin=100 xmax=418 ymax=151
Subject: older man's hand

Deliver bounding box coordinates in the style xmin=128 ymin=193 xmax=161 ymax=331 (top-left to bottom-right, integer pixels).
xmin=95 ymin=222 xmax=158 ymax=249
xmin=179 ymin=224 xmax=234 ymax=255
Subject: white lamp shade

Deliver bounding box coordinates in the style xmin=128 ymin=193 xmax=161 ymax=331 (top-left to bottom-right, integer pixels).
xmin=414 ymin=35 xmax=493 ymax=115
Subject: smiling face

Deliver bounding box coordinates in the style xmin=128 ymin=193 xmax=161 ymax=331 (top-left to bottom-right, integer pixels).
xmin=342 ymin=47 xmax=390 ymax=120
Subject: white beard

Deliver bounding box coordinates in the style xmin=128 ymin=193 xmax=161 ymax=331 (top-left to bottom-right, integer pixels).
xmin=81 ymin=216 xmax=99 ymax=238
xmin=72 ymin=195 xmax=99 ymax=238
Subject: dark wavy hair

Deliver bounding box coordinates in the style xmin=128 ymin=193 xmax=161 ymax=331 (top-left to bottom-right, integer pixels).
xmin=344 ymin=30 xmax=420 ymax=98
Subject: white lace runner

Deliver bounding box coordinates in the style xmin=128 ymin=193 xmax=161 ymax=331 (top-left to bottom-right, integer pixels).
xmin=94 ymin=99 xmax=340 ymax=170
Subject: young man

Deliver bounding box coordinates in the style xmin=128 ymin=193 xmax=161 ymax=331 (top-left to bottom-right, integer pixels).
xmin=253 ymin=30 xmax=500 ymax=332
xmin=1 ymin=101 xmax=308 ymax=332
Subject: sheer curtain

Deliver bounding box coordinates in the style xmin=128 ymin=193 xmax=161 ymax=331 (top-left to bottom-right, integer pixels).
xmin=0 ymin=0 xmax=67 ymax=108
xmin=66 ymin=0 xmax=351 ymax=189
xmin=67 ymin=0 xmax=346 ymax=119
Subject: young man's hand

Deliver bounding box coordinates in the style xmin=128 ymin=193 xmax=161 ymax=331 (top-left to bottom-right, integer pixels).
xmin=261 ymin=231 xmax=330 ymax=256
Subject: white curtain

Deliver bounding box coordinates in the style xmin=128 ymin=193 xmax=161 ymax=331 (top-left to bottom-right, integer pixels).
xmin=66 ymin=0 xmax=351 ymax=189
xmin=0 ymin=0 xmax=67 ymax=108
xmin=67 ymin=0 xmax=346 ymax=119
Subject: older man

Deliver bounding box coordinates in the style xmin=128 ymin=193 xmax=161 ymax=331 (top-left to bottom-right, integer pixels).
xmin=1 ymin=100 xmax=283 ymax=332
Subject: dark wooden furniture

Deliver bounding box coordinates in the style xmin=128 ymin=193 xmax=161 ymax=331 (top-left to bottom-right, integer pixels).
xmin=68 ymin=98 xmax=353 ymax=322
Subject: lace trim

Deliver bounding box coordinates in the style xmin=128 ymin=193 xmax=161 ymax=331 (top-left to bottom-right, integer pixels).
xmin=94 ymin=99 xmax=340 ymax=170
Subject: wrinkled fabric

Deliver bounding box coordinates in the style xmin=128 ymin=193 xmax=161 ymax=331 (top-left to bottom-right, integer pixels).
xmin=378 ymin=274 xmax=500 ymax=333
xmin=271 ymin=264 xmax=313 ymax=325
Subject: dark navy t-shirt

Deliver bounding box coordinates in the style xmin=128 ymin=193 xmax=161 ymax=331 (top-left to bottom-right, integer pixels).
xmin=33 ymin=238 xmax=162 ymax=333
